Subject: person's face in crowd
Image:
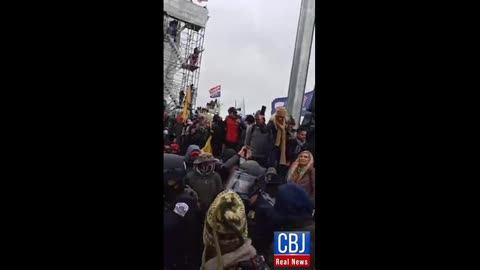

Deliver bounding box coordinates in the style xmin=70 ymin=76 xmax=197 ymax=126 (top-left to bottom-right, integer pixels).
xmin=255 ymin=115 xmax=265 ymax=125
xmin=276 ymin=115 xmax=285 ymax=124
xmin=298 ymin=152 xmax=310 ymax=166
xmin=297 ymin=131 xmax=307 ymax=142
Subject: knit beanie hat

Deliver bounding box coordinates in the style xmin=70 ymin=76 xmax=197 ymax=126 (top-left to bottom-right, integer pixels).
xmin=202 ymin=190 xmax=248 ymax=269
xmin=275 ymin=107 xmax=287 ymax=117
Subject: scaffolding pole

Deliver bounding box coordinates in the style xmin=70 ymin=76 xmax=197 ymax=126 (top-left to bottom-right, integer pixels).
xmin=286 ymin=0 xmax=315 ymax=126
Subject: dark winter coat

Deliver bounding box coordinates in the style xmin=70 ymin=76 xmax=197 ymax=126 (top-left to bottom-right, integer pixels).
xmin=211 ymin=120 xmax=226 ymax=157
xmin=245 ymin=124 xmax=272 ymax=166
xmin=287 ymin=138 xmax=310 ymax=163
xmin=164 ymin=194 xmax=203 ymax=270
xmin=185 ymin=170 xmax=223 ymax=212
xmin=186 ymin=127 xmax=210 ymax=149
xmin=211 ymin=120 xmax=226 ymax=145
xmin=247 ymin=193 xmax=275 ymax=256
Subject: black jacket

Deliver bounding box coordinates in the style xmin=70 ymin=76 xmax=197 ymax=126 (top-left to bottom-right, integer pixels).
xmin=164 ymin=195 xmax=203 ymax=270
xmin=211 ymin=120 xmax=226 ymax=145
xmin=286 ymin=138 xmax=310 ymax=163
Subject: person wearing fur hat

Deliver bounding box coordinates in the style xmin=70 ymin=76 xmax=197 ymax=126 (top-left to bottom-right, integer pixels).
xmin=164 ymin=192 xmax=204 ymax=270
xmin=201 ymin=190 xmax=269 ymax=270
xmin=266 ymin=107 xmax=291 ymax=176
xmin=185 ymin=153 xmax=224 ymax=212
xmin=267 ymin=183 xmax=315 ymax=269
xmin=287 ymin=150 xmax=315 ymax=206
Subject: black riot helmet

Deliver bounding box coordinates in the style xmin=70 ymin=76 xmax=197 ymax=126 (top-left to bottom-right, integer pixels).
xmin=226 ymin=160 xmax=266 ymax=204
xmin=164 ymin=153 xmax=187 ymax=192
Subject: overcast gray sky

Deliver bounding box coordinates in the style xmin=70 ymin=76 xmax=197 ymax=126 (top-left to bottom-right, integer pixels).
xmin=195 ymin=0 xmax=315 ymax=119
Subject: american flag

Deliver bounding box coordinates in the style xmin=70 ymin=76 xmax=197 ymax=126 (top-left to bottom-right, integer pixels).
xmin=303 ymin=95 xmax=308 ymax=106
xmin=209 ymin=85 xmax=221 ymax=98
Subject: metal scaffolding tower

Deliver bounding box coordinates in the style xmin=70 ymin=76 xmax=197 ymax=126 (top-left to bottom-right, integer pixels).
xmin=163 ymin=0 xmax=209 ymax=115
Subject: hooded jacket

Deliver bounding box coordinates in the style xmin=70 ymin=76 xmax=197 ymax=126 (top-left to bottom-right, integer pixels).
xmin=164 ymin=194 xmax=204 ymax=270
xmin=184 ymin=145 xmax=201 ymax=172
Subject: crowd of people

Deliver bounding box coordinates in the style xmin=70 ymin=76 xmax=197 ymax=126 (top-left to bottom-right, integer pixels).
xmin=163 ymin=105 xmax=316 ymax=270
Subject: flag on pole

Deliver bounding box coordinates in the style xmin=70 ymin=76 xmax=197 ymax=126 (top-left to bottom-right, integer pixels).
xmin=209 ymin=85 xmax=221 ymax=98
xmin=182 ymin=86 xmax=192 ymax=123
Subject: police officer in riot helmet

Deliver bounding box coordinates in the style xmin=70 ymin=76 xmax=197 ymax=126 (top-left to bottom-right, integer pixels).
xmin=224 ymin=148 xmax=267 ymax=213
xmin=163 ymin=153 xmax=198 ymax=212
xmin=247 ymin=167 xmax=286 ymax=263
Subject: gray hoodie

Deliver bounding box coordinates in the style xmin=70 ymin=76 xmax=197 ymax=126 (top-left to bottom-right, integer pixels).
xmin=184 ymin=145 xmax=200 ymax=172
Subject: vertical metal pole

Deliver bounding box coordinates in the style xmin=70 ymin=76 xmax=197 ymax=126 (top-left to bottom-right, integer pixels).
xmin=286 ymin=0 xmax=315 ymax=126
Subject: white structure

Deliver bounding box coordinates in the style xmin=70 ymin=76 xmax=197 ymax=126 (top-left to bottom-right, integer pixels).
xmin=164 ymin=0 xmax=209 ymax=114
